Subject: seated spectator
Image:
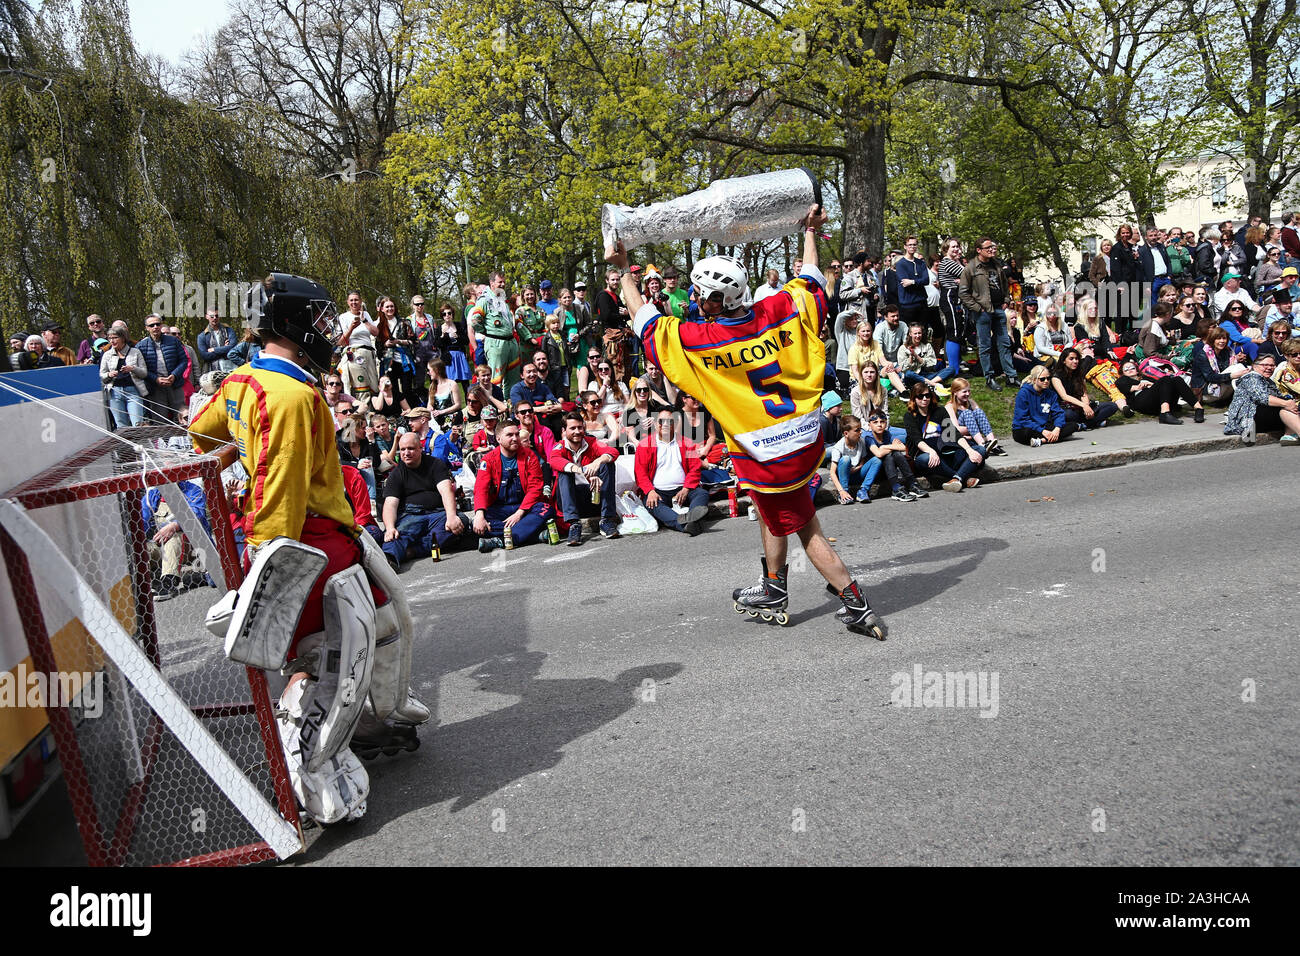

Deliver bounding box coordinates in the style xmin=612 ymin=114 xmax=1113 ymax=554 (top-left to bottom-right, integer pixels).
xmin=513 ymin=401 xmax=557 ymax=494
xmin=141 ymin=480 xmax=212 ymax=601
xmin=1223 ymin=354 xmax=1300 ymax=444
xmin=1013 ymin=366 xmax=1078 ymax=445
xmin=1032 ymin=304 xmax=1072 ymax=365
xmin=466 ymin=363 xmax=508 ymax=413
xmin=401 ymin=405 xmax=438 ymax=452
xmin=622 ymin=379 xmax=657 ymax=452
xmin=1051 ymin=347 xmax=1119 ymax=431
xmin=1073 ymin=296 xmax=1120 ymax=359
xmin=1137 ymin=302 xmax=1178 ymax=359
xmin=472 ymin=417 xmax=552 ymax=551
xmin=1218 ymin=299 xmax=1264 ymax=361
xmin=539 ymin=319 xmax=570 ymax=396
xmin=342 ymin=464 xmax=382 ymax=544
xmin=820 ymin=391 xmax=844 ymax=449
xmin=466 ymin=404 xmax=500 ymax=472
xmin=336 ymin=413 xmax=378 ymax=504
xmin=828 ymin=414 xmax=877 ymax=504
xmin=903 ymin=382 xmax=985 ymax=491
xmin=365 ymin=374 xmax=406 ymax=424
xmin=1272 ymin=338 xmax=1300 ymax=402
xmin=850 ymin=359 xmax=892 ymax=421
xmin=1168 ymin=295 xmax=1199 ymax=342
xmin=508 ymin=362 xmax=563 ymax=433
xmin=1115 ymin=356 xmax=1203 ymax=425
xmin=1255 ymin=318 xmax=1293 ymax=363
xmin=1189 ymin=326 xmax=1247 ymax=409
xmin=639 ymin=362 xmax=677 ymax=411
xmin=873 ymin=303 xmax=906 ymax=365
xmin=864 ymin=409 xmax=922 ymax=501
xmin=1213 ymin=271 xmax=1259 ymax=314
xmin=548 ymin=412 xmax=621 ymax=545
xmin=634 ymin=409 xmax=711 ymax=534
xmin=368 ymin=412 xmax=398 ymax=495
xmin=678 ymin=392 xmax=727 ymax=465
xmin=590 ymin=359 xmax=629 ymax=424
xmin=848 ymin=319 xmax=900 ymax=393
xmin=427 ymin=358 xmax=465 ymax=428
xmin=381 ymin=432 xmax=471 ymax=570
xmin=896 ymin=322 xmax=952 ymax=394
xmin=946 ymin=377 xmax=1005 ymax=455
xmin=576 ymin=346 xmax=604 ymax=393
xmin=332 ymin=393 xmax=358 ymax=431
xmin=578 ymin=389 xmax=619 ymax=442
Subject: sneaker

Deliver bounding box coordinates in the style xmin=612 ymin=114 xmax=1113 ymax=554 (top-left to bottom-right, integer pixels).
xmin=986 ymin=379 xmax=1003 ymax=392
xmin=891 ymin=487 xmax=915 ymax=502
xmin=1004 ymin=375 xmax=1019 ymax=390
xmin=854 ymin=489 xmax=872 ymax=504
xmin=599 ymin=519 xmax=621 ymax=540
xmin=1241 ymin=420 xmax=1257 ymax=444
xmin=1030 ymin=437 xmax=1043 ymax=447
xmin=1122 ymin=405 xmax=1135 ymax=418
xmin=478 ymin=536 xmax=503 ymax=553
xmin=933 ymin=384 xmax=951 ymax=398
xmin=965 ymin=477 xmax=980 ymax=489
xmin=747 ymin=505 xmax=759 ymax=521
xmin=1280 ymin=434 xmax=1299 ymax=446
xmin=942 ymin=478 xmax=963 ymax=493
xmin=1159 ymin=412 xmax=1183 ymax=425
xmin=567 ymin=523 xmax=583 ymax=547
xmin=682 ymin=504 xmax=710 ymax=536
xmin=1194 ymin=408 xmax=1205 ymax=423
xmin=908 ymin=483 xmax=929 ymax=498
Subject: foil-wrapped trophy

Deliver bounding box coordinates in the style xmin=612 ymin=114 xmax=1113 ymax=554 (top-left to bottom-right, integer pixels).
xmin=601 ymin=168 xmax=822 ymax=256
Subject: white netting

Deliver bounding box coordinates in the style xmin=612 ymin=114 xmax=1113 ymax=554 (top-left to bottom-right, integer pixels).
xmin=0 ymin=428 xmax=301 ymax=866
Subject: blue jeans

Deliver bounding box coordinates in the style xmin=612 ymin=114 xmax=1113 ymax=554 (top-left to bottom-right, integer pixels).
xmin=915 ymin=443 xmax=982 ymax=482
xmin=645 ymin=485 xmax=709 ymax=531
xmin=108 ymin=386 xmax=145 ymax=429
xmin=902 ymin=366 xmax=954 ymax=389
xmin=382 ymin=509 xmax=463 ymax=564
xmin=480 ymin=501 xmax=550 ymax=544
xmin=836 ymin=455 xmax=881 ymax=499
xmin=556 ymin=462 xmax=618 ymax=523
xmin=976 ymin=310 xmax=1016 ymax=381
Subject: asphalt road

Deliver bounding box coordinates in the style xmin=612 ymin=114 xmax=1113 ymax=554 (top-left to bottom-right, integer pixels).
xmin=6 ymin=445 xmax=1297 ymax=866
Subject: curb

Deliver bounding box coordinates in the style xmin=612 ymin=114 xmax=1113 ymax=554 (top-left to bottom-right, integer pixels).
xmin=811 ymin=431 xmax=1278 ymax=504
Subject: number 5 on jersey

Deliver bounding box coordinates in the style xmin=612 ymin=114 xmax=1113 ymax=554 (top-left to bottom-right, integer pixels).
xmin=746 ymin=360 xmax=795 ymax=418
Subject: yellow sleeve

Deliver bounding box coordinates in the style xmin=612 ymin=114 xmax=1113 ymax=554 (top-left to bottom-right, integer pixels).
xmin=190 ymin=389 xmax=231 ymax=454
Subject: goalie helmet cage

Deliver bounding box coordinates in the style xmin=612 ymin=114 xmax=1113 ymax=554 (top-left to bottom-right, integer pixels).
xmin=0 ymin=426 xmax=303 ymax=866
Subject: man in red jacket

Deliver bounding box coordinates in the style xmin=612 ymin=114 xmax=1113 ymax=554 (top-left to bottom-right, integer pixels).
xmin=548 ymin=411 xmax=621 ymax=546
xmin=635 ymin=409 xmax=711 ymax=535
xmin=472 ymin=417 xmax=552 ymax=552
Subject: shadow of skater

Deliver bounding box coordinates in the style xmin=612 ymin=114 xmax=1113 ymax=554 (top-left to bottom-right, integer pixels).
xmin=785 ymin=536 xmax=1011 ymax=627
xmin=423 ymin=653 xmax=682 ymax=812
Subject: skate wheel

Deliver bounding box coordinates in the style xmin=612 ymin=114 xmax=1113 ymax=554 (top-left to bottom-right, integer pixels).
xmin=733 ymin=602 xmax=745 ymax=614
xmin=748 ymin=610 xmax=759 ymax=619
xmin=775 ymin=612 xmax=789 ymax=626
xmin=759 ymin=612 xmax=773 ymax=622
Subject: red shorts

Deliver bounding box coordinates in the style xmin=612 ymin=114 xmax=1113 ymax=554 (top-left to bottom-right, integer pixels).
xmin=748 ymin=484 xmax=816 ymax=537
xmin=242 ymin=517 xmax=385 ymax=658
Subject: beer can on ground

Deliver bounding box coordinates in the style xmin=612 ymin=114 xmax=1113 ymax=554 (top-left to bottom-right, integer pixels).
xmin=503 ymin=526 xmax=514 ymax=551
xmin=727 ymin=488 xmax=738 ymax=517
xmin=546 ymin=518 xmax=560 ymax=545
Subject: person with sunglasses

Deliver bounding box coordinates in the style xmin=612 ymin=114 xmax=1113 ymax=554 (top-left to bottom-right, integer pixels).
xmin=1223 ymin=354 xmax=1300 ymax=445
xmin=1217 ymin=298 xmax=1264 ymax=360
xmin=578 ymin=388 xmax=618 ymax=442
xmin=1012 ymin=366 xmax=1077 ymax=446
xmin=138 ymin=313 xmax=188 ymax=423
xmin=902 ymin=382 xmax=985 ymax=490
xmin=1255 ymin=318 xmax=1295 ymax=363
xmin=610 ymin=204 xmax=887 ymax=640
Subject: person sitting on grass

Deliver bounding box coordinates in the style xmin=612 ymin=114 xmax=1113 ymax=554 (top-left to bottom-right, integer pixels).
xmin=1114 ymin=357 xmax=1204 ymax=425
xmin=1072 ymin=296 xmax=1119 ymax=360
xmin=1137 ymin=302 xmax=1177 ymax=359
xmin=1189 ymin=325 xmax=1249 ymax=409
xmin=849 ymin=319 xmax=904 ymax=398
xmin=897 ymin=322 xmax=953 ymax=395
xmin=850 ymin=359 xmax=891 ymax=421
xmin=945 ymin=377 xmax=1006 ymax=455
xmin=903 ymin=382 xmax=985 ymax=491
xmin=1218 ymin=299 xmax=1264 ymax=361
xmin=864 ymin=409 xmax=922 ymax=501
xmin=1223 ymin=353 xmax=1300 ymax=445
xmin=1012 ymin=366 xmax=1077 ymax=446
xmin=828 ymin=414 xmax=879 ymax=504
xmin=1051 ymin=347 xmax=1119 ymax=431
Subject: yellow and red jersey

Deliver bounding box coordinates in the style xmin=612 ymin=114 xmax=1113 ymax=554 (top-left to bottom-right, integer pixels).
xmin=635 ymin=269 xmax=828 ymax=493
xmin=191 ymin=354 xmax=356 ymax=546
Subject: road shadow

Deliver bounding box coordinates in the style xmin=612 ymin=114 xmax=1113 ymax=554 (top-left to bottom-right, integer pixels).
xmin=785 ymin=536 xmax=1011 ymax=626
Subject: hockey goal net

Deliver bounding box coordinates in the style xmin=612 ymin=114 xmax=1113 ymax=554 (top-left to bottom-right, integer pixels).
xmin=0 ymin=426 xmax=302 ymax=865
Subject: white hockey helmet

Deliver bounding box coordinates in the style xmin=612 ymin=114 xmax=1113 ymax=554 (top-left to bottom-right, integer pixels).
xmin=690 ymin=255 xmax=749 ymax=311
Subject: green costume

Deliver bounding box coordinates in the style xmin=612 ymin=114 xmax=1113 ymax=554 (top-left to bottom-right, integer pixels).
xmin=470 ymin=290 xmax=521 ymax=390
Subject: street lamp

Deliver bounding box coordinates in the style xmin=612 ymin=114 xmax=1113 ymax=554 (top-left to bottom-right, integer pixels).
xmin=454 ymin=211 xmax=470 ymax=284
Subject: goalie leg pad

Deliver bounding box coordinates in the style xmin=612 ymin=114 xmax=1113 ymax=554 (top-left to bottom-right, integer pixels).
xmin=207 ymin=536 xmax=328 ymax=669
xmin=281 ymin=564 xmax=376 ymax=773
xmin=358 ymin=531 xmax=423 ymax=723
xmin=277 ymin=680 xmax=369 ymax=824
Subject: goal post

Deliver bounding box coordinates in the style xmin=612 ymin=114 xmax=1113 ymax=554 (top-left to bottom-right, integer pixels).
xmin=0 ymin=428 xmax=303 ymax=865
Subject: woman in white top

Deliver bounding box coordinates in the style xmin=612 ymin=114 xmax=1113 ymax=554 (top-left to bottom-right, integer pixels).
xmin=1032 ymin=303 xmax=1072 ymax=364
xmin=338 ymin=290 xmax=379 ymax=397
xmin=850 ymin=360 xmax=890 ymax=421
xmin=591 ymin=359 xmax=629 ymax=423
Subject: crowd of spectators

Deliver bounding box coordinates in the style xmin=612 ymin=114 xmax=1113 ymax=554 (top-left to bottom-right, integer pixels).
xmin=8 ymin=213 xmax=1298 ymax=585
